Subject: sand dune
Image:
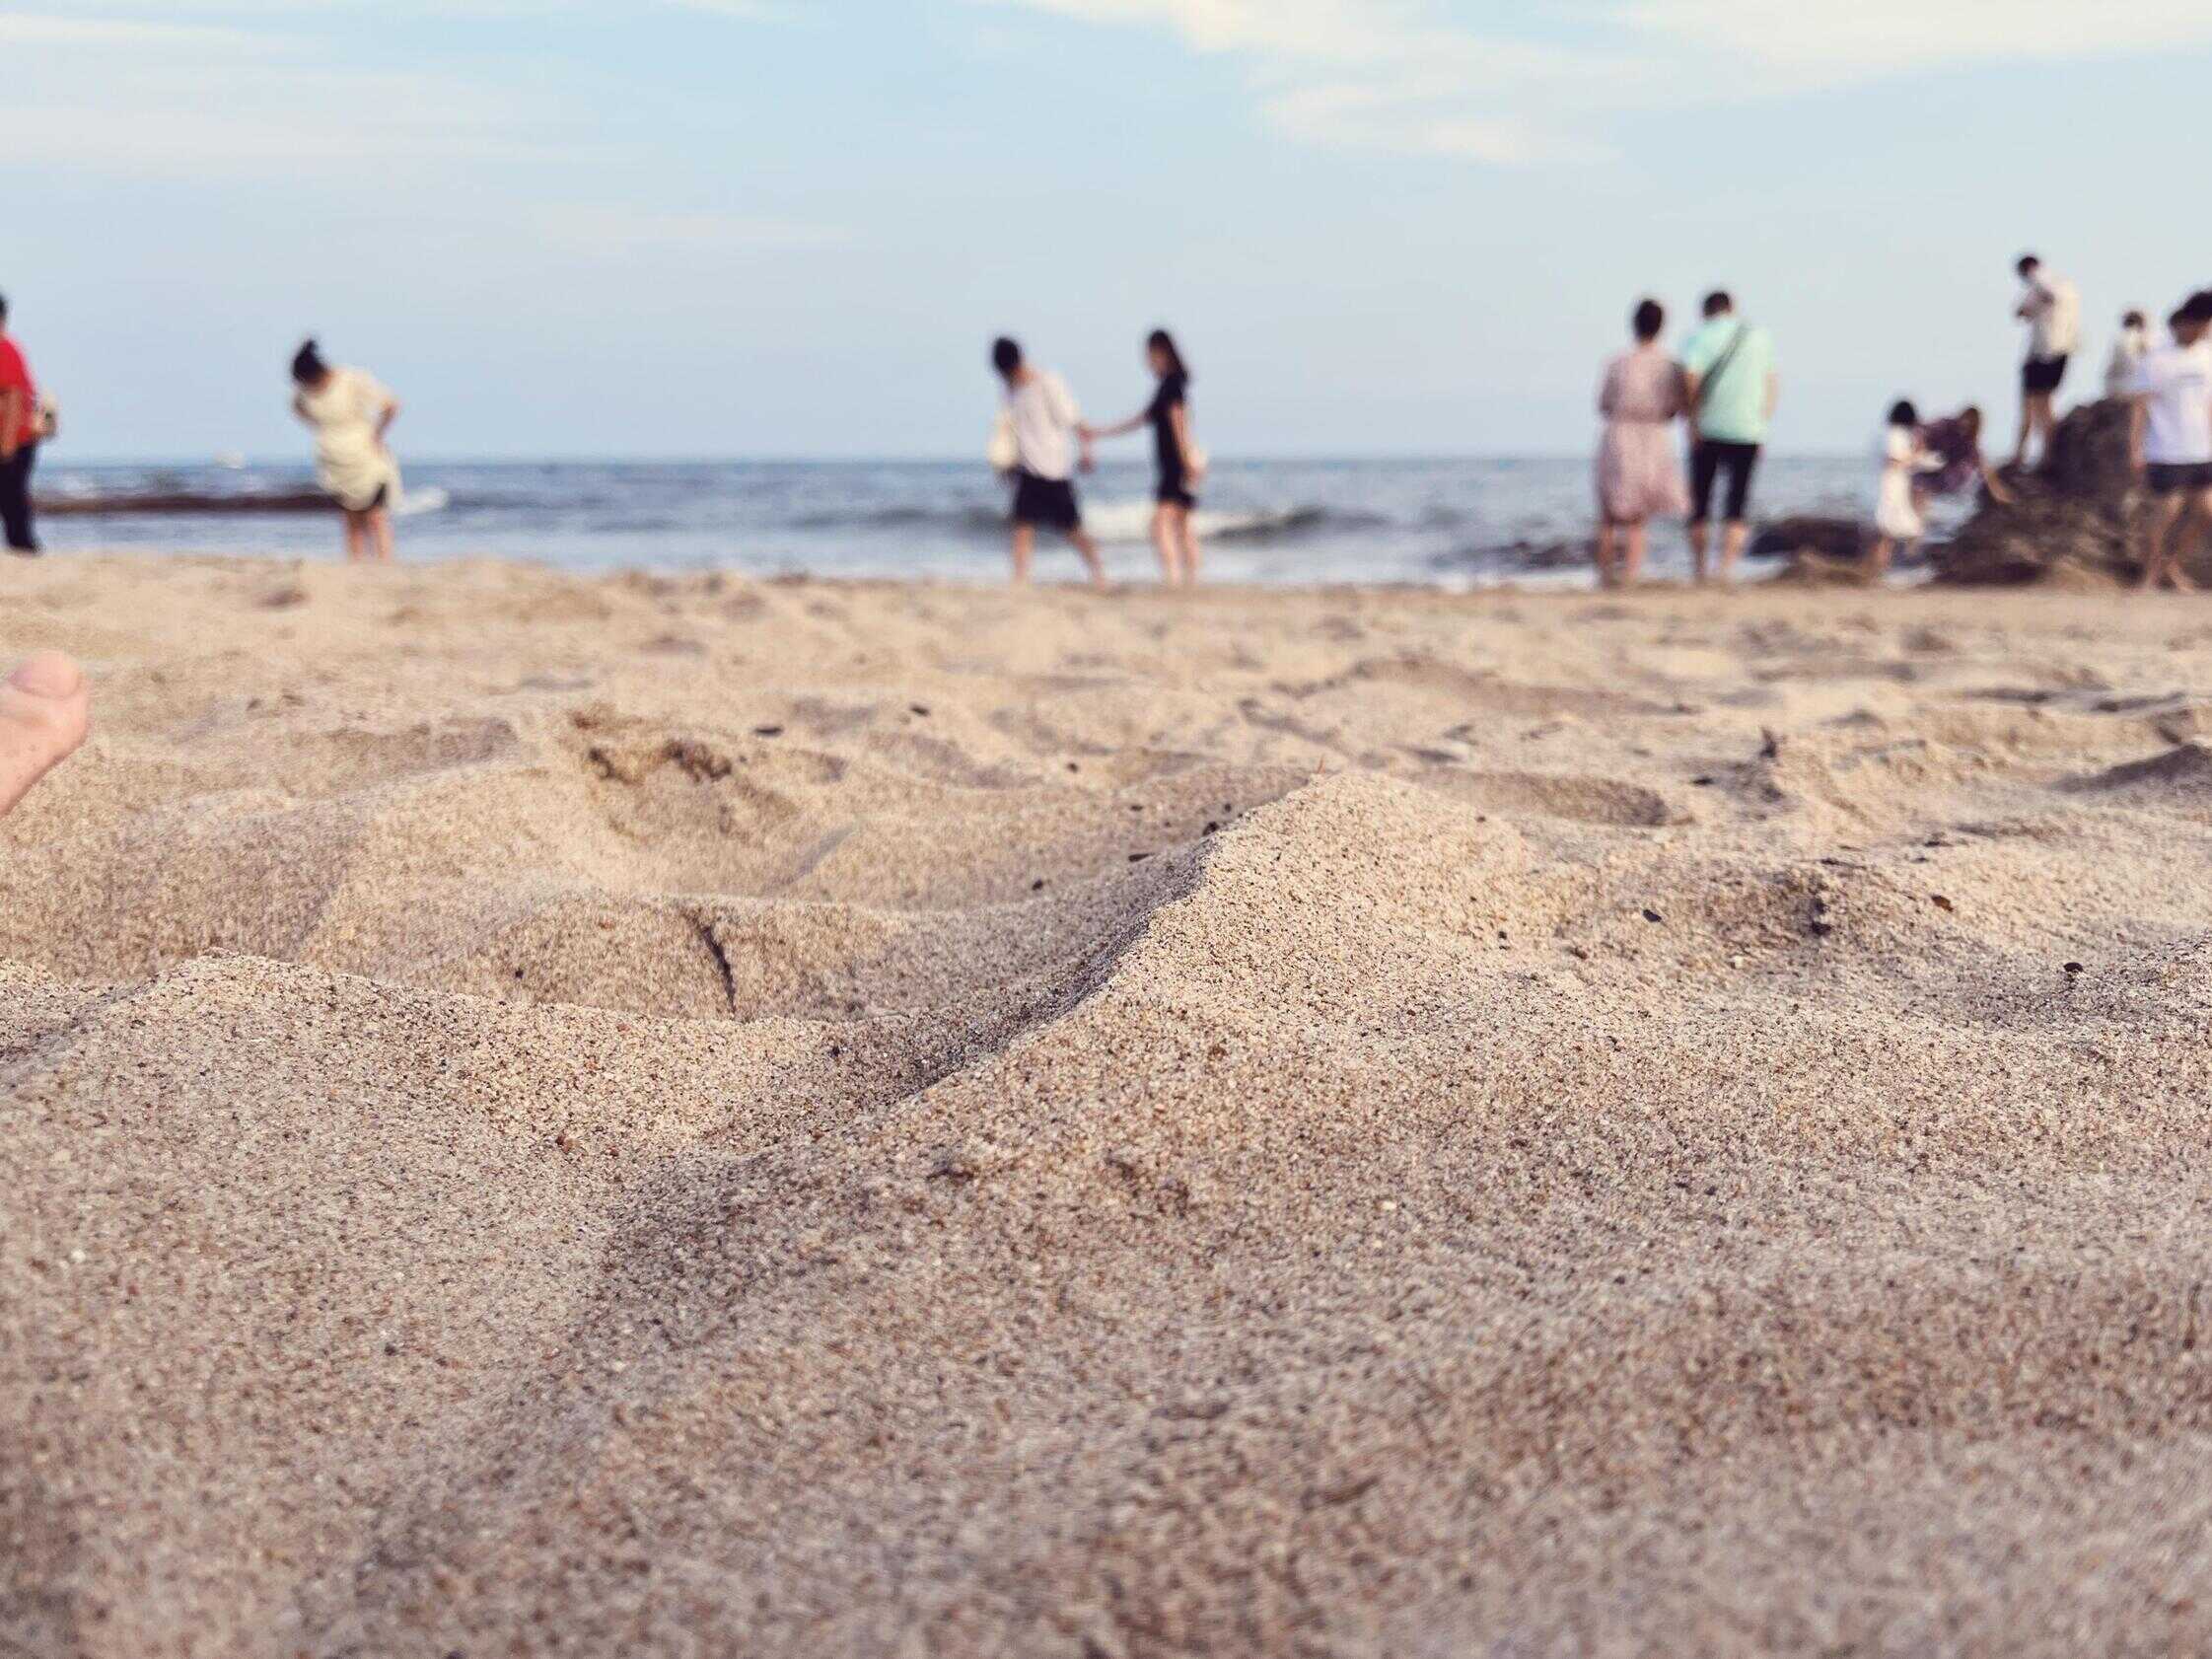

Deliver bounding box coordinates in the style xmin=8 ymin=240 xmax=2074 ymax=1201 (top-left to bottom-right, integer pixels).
xmin=9 ymin=556 xmax=2212 ymax=1655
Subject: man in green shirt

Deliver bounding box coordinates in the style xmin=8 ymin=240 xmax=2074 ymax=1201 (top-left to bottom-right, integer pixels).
xmin=1678 ymin=290 xmax=1779 ymax=584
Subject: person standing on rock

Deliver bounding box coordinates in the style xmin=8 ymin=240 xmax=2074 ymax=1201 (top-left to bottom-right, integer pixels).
xmin=1920 ymin=407 xmax=2013 ymax=506
xmin=1679 ymin=290 xmax=1778 ymax=585
xmin=2123 ymin=293 xmax=2212 ymax=592
xmin=2106 ymin=311 xmax=2151 ymax=398
xmin=2012 ymin=254 xmax=2080 ymax=469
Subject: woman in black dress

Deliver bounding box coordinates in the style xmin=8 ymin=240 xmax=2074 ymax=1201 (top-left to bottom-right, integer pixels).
xmin=1083 ymin=328 xmax=1204 ymax=586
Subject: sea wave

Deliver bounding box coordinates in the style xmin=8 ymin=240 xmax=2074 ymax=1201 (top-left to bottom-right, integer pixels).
xmin=784 ymin=499 xmax=1387 ymax=545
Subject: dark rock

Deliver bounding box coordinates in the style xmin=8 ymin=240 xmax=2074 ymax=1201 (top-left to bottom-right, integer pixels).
xmin=35 ymin=490 xmax=333 ymax=517
xmin=1748 ymin=515 xmax=1868 ymax=562
xmin=1430 ymin=538 xmax=1586 ymax=575
xmin=1932 ymin=399 xmax=2158 ymax=587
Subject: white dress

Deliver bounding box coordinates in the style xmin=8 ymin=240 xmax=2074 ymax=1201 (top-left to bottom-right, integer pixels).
xmin=298 ymin=367 xmax=400 ymax=512
xmin=1874 ymin=426 xmax=1927 ymax=541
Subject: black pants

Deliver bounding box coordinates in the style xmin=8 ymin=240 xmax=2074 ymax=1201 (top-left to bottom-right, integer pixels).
xmin=1689 ymin=439 xmax=1760 ymax=526
xmin=0 ymin=441 xmax=37 ymax=552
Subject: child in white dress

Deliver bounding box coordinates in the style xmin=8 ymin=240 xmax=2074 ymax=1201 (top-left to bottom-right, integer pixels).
xmin=1871 ymin=399 xmax=1939 ymax=579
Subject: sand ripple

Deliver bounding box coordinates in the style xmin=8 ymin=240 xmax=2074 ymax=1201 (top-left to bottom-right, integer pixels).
xmin=8 ymin=560 xmax=2212 ymax=1656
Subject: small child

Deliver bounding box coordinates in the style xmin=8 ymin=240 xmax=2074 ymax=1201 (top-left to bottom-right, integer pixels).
xmin=2106 ymin=311 xmax=2151 ymax=398
xmin=1870 ymin=399 xmax=1939 ymax=578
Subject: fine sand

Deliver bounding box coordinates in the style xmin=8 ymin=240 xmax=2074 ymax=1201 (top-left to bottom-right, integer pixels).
xmin=9 ymin=553 xmax=2212 ymax=1656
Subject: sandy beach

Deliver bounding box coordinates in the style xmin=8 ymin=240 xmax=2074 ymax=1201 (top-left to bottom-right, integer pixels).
xmin=10 ymin=554 xmax=2212 ymax=1655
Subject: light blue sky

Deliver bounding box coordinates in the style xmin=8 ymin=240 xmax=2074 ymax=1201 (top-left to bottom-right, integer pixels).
xmin=7 ymin=1 xmax=2210 ymax=460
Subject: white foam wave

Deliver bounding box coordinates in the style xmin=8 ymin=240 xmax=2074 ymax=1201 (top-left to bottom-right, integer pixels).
xmin=1077 ymin=497 xmax=1315 ymax=544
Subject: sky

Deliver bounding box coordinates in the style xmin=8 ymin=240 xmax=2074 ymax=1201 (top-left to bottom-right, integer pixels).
xmin=6 ymin=0 xmax=2212 ymax=460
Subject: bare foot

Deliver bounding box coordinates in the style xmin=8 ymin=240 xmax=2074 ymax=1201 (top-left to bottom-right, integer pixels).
xmin=0 ymin=652 xmax=91 ymax=819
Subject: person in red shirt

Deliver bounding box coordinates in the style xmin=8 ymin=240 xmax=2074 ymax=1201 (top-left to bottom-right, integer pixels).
xmin=0 ymin=294 xmax=44 ymax=559
xmin=0 ymin=292 xmax=41 ymax=553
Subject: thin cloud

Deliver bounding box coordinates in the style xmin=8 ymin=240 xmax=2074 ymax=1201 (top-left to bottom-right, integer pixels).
xmin=0 ymin=9 xmax=561 ymax=178
xmin=969 ymin=0 xmax=1639 ymax=164
xmin=1622 ymin=0 xmax=2212 ymax=78
xmin=978 ymin=0 xmax=2212 ymax=164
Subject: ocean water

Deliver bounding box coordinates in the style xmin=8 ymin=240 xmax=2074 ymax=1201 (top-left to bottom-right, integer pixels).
xmin=34 ymin=455 xmax=1921 ymax=586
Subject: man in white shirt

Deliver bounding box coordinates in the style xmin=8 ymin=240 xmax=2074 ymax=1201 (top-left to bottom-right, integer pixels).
xmin=2013 ymin=252 xmax=2080 ymax=469
xmin=2124 ymin=292 xmax=2212 ymax=592
xmin=991 ymin=336 xmax=1105 ymax=589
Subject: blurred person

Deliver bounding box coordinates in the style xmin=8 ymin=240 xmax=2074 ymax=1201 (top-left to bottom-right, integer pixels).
xmin=1591 ymin=298 xmax=1689 ymax=588
xmin=291 ymin=339 xmax=402 ymax=562
xmin=2012 ymin=253 xmax=2080 ymax=468
xmin=1919 ymin=405 xmax=2013 ymax=504
xmin=2105 ymin=310 xmax=2151 ymax=398
xmin=1082 ymin=328 xmax=1205 ymax=586
xmin=1869 ymin=399 xmax=1940 ymax=579
xmin=2123 ymin=293 xmax=2212 ymax=592
xmin=990 ymin=336 xmax=1105 ymax=589
xmin=0 ymin=292 xmax=44 ymax=554
xmin=1679 ymin=290 xmax=1778 ymax=584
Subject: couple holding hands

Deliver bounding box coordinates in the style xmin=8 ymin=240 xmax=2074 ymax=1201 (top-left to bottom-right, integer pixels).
xmin=989 ymin=328 xmax=1206 ymax=588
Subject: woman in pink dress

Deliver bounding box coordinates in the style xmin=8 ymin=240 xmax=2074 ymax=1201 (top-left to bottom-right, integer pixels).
xmin=1594 ymin=299 xmax=1691 ymax=588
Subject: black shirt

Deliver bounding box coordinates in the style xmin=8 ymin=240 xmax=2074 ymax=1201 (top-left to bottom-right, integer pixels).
xmin=1147 ymin=372 xmax=1187 ymax=475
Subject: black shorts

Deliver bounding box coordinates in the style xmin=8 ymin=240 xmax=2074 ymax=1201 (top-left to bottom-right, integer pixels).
xmin=1011 ymin=470 xmax=1081 ymax=533
xmin=2146 ymin=461 xmax=2212 ymax=495
xmin=2022 ymin=355 xmax=2069 ymax=395
xmin=1689 ymin=440 xmax=1761 ymax=525
xmin=1156 ymin=467 xmax=1196 ymax=510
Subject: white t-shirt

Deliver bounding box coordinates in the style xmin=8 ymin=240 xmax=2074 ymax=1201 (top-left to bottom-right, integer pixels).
xmin=2127 ymin=340 xmax=2212 ymax=466
xmin=2021 ymin=274 xmax=2081 ymax=359
xmin=1005 ymin=369 xmax=1081 ymax=481
xmin=2105 ymin=328 xmax=2150 ymax=397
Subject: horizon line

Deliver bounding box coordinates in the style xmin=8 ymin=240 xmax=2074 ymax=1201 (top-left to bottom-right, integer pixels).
xmin=52 ymin=450 xmax=1881 ymax=469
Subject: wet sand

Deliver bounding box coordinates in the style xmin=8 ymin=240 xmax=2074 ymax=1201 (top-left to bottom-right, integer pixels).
xmin=8 ymin=554 xmax=2212 ymax=1656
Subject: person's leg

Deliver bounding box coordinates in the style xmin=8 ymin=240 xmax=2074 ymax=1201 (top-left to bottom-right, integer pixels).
xmin=342 ymin=509 xmax=369 ymax=561
xmin=1594 ymin=519 xmax=1617 ymax=588
xmin=1068 ymin=528 xmax=1106 ymax=591
xmin=2027 ymin=393 xmax=2051 ymax=468
xmin=2013 ymin=373 xmax=2034 ymax=469
xmin=1151 ymin=504 xmax=1180 ymax=585
xmin=1009 ymin=523 xmax=1035 ymax=585
xmin=1178 ymin=505 xmax=1201 ymax=585
xmin=1718 ymin=444 xmax=1759 ymax=581
xmin=1720 ymin=522 xmax=1750 ymax=579
xmin=1622 ymin=520 xmax=1648 ymax=586
xmin=0 ymin=652 xmax=90 ymax=820
xmin=2171 ymin=486 xmax=2212 ymax=589
xmin=1687 ymin=442 xmax=1718 ymax=584
xmin=2137 ymin=493 xmax=2184 ymax=590
xmin=1868 ymin=537 xmax=1894 ymax=579
xmin=0 ymin=443 xmax=36 ymax=553
xmin=368 ymin=504 xmax=394 ymax=563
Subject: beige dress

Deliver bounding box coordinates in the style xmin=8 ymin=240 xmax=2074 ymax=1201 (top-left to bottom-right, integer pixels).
xmin=298 ymin=367 xmax=400 ymax=513
xmin=1596 ymin=346 xmax=1690 ymax=524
